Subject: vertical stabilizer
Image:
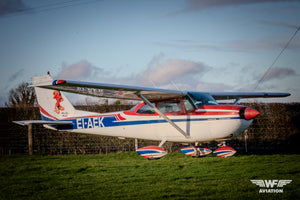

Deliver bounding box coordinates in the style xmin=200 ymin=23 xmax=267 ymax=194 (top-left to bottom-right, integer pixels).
xmin=32 ymin=75 xmax=76 ymax=120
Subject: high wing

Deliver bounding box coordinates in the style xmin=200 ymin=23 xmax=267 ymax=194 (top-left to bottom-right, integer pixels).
xmin=35 ymin=79 xmax=290 ymax=102
xmin=210 ymin=92 xmax=290 ymax=101
xmin=37 ymin=79 xmax=186 ymax=101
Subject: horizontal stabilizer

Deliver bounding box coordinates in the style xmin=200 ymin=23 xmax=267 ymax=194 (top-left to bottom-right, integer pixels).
xmin=13 ymin=120 xmax=73 ymax=126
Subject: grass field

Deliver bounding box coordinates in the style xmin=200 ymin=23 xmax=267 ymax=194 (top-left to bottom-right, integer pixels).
xmin=0 ymin=153 xmax=299 ymax=200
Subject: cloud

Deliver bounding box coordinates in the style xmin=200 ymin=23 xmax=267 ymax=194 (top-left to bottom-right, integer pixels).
xmin=260 ymin=67 xmax=296 ymax=82
xmin=141 ymin=59 xmax=211 ymax=85
xmin=0 ymin=0 xmax=29 ymax=16
xmin=179 ymin=0 xmax=298 ymax=13
xmin=55 ymin=60 xmax=103 ymax=80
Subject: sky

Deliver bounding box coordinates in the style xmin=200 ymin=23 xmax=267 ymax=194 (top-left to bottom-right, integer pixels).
xmin=0 ymin=0 xmax=300 ymax=106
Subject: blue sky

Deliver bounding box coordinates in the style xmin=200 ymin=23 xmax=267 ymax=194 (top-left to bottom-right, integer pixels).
xmin=0 ymin=0 xmax=299 ymax=105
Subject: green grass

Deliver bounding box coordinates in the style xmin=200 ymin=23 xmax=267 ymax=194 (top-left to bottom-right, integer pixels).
xmin=0 ymin=153 xmax=299 ymax=200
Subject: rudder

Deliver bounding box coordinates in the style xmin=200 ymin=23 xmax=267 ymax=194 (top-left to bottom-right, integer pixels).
xmin=32 ymin=75 xmax=76 ymax=120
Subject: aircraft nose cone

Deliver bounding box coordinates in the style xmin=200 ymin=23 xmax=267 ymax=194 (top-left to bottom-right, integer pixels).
xmin=239 ymin=107 xmax=260 ymax=120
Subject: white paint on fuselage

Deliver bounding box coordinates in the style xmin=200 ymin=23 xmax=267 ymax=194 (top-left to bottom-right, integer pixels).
xmin=64 ymin=112 xmax=252 ymax=143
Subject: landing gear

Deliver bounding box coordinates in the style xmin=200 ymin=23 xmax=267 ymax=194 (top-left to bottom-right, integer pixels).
xmin=181 ymin=142 xmax=212 ymax=157
xmin=136 ymin=146 xmax=167 ymax=160
xmin=136 ymin=139 xmax=168 ymax=160
xmin=181 ymin=141 xmax=237 ymax=158
xmin=213 ymin=140 xmax=236 ymax=157
xmin=181 ymin=146 xmax=212 ymax=157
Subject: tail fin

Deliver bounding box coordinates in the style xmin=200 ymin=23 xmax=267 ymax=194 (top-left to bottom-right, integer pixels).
xmin=32 ymin=75 xmax=76 ymax=121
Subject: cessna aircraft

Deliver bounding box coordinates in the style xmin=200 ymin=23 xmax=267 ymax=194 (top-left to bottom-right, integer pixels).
xmin=14 ymin=74 xmax=290 ymax=159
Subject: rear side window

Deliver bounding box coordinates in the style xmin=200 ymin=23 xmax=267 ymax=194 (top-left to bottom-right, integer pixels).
xmin=158 ymin=100 xmax=181 ymax=113
xmin=136 ymin=104 xmax=155 ymax=114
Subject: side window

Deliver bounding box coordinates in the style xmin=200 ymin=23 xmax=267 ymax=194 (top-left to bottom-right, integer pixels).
xmin=158 ymin=100 xmax=181 ymax=113
xmin=136 ymin=104 xmax=155 ymax=114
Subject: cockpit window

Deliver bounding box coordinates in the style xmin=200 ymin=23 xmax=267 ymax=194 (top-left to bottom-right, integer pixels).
xmin=158 ymin=100 xmax=181 ymax=113
xmin=187 ymin=92 xmax=218 ymax=107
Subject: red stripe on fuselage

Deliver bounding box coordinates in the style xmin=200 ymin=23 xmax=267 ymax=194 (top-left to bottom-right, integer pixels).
xmin=189 ymin=105 xmax=241 ymax=116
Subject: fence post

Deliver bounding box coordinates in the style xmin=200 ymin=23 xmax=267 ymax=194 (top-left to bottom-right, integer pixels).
xmin=135 ymin=138 xmax=138 ymax=150
xmin=28 ymin=123 xmax=33 ymax=155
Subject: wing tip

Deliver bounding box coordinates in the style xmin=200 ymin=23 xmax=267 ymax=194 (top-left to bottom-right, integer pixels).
xmin=13 ymin=121 xmax=26 ymax=126
xmin=52 ymin=80 xmax=66 ymax=85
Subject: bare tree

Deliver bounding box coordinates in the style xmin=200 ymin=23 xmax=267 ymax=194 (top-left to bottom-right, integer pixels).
xmin=6 ymin=82 xmax=36 ymax=107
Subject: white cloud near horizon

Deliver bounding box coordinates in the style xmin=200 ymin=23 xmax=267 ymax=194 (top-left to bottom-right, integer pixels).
xmin=55 ymin=60 xmax=103 ymax=80
xmin=260 ymin=67 xmax=296 ymax=82
xmin=141 ymin=59 xmax=212 ymax=85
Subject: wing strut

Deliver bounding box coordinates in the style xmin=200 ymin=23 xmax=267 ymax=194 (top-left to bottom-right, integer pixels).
xmin=233 ymin=97 xmax=241 ymax=105
xmin=137 ymin=93 xmax=190 ymax=139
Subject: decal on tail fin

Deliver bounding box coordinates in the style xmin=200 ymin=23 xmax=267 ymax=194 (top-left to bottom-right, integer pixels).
xmin=53 ymin=90 xmax=64 ymax=114
xmin=32 ymin=75 xmax=76 ymax=120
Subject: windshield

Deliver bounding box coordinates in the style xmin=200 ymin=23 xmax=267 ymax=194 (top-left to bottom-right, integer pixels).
xmin=187 ymin=92 xmax=218 ymax=107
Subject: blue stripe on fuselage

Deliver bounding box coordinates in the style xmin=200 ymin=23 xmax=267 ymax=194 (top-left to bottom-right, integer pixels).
xmin=55 ymin=116 xmax=241 ymax=130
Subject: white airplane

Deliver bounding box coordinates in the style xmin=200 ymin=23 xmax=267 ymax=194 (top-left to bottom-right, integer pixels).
xmin=14 ymin=74 xmax=290 ymax=159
